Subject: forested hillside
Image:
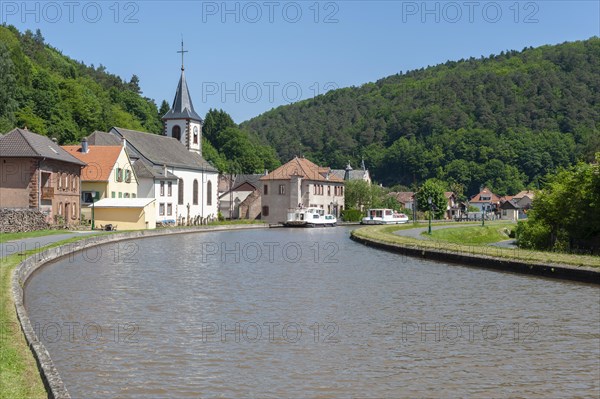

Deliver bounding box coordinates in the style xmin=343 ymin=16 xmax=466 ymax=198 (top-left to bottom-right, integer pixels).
xmin=242 ymin=38 xmax=600 ymax=195
xmin=0 ymin=25 xmax=278 ymax=173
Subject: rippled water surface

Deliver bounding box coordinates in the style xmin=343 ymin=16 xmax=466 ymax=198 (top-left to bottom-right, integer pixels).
xmin=25 ymin=227 xmax=600 ymax=398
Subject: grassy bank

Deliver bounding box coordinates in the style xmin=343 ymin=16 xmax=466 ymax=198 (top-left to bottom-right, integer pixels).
xmin=0 ymin=230 xmax=73 ymax=244
xmin=0 ymin=233 xmax=108 ymax=399
xmin=352 ymin=224 xmax=600 ymax=268
xmin=425 ymin=224 xmax=515 ymax=245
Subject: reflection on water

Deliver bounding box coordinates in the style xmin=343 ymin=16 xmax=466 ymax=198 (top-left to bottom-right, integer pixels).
xmin=25 ymin=227 xmax=600 ymax=398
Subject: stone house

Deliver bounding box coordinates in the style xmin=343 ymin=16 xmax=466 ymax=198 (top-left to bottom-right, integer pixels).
xmin=0 ymin=128 xmax=85 ymax=225
xmin=219 ymin=174 xmax=263 ymax=219
xmin=260 ymin=156 xmax=345 ymax=223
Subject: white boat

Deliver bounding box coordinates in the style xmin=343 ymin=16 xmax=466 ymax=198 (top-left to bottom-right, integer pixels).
xmin=361 ymin=209 xmax=409 ymax=225
xmin=284 ymin=207 xmax=337 ymax=227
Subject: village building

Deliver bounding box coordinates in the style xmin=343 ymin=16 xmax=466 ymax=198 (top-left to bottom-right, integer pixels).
xmin=90 ymin=198 xmax=156 ymax=230
xmin=330 ymin=160 xmax=372 ymax=184
xmin=389 ymin=191 xmax=415 ymax=210
xmin=62 ymin=138 xmax=138 ymax=222
xmin=260 ymin=156 xmax=345 ymax=223
xmin=0 ymin=128 xmax=85 ymax=225
xmin=469 ymin=187 xmax=501 ymax=213
xmin=219 ymin=174 xmax=263 ymax=220
xmin=444 ymin=191 xmax=464 ymax=220
xmin=499 ymin=190 xmax=535 ymax=221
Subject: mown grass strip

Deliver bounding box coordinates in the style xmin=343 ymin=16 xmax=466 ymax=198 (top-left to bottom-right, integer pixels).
xmin=352 ymin=225 xmax=600 ymax=268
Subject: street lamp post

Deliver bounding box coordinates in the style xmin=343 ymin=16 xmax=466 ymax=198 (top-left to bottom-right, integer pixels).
xmin=91 ymin=191 xmax=97 ymax=230
xmin=482 ymin=204 xmax=486 ymax=227
xmin=427 ymin=196 xmax=433 ymax=235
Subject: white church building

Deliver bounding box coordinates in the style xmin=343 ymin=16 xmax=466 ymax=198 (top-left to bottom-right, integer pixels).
xmin=88 ymin=52 xmax=219 ymax=225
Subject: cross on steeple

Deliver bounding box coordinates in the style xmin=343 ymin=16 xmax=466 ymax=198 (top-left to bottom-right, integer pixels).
xmin=177 ymin=38 xmax=188 ymax=71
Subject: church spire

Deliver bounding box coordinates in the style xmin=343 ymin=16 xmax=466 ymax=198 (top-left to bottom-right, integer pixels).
xmin=162 ymin=41 xmax=202 ymax=122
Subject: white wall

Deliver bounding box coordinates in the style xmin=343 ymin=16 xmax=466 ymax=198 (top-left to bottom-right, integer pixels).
xmin=172 ymin=168 xmax=219 ymax=221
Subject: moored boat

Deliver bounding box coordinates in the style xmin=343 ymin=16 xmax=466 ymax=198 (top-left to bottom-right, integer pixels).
xmin=361 ymin=208 xmax=409 ymax=225
xmin=284 ymin=207 xmax=337 ymax=227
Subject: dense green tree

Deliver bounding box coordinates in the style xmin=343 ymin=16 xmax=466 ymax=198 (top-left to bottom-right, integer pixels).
xmin=416 ymin=179 xmax=447 ymax=219
xmin=517 ymin=154 xmax=600 ymax=252
xmin=0 ymin=42 xmax=17 ymax=131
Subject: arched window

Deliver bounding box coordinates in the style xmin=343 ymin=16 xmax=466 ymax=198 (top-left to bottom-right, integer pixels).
xmin=172 ymin=125 xmax=181 ymax=141
xmin=207 ymin=181 xmax=212 ymax=206
xmin=178 ymin=179 xmax=184 ymax=205
xmin=193 ymin=179 xmax=199 ymax=205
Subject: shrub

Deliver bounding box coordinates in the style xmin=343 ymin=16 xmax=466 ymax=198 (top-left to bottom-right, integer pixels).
xmin=341 ymin=208 xmax=363 ymax=222
xmin=516 ymin=221 xmax=551 ymax=250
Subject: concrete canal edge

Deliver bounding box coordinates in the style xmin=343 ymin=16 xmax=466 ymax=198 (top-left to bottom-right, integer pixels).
xmin=350 ymin=232 xmax=600 ymax=285
xmin=11 ymin=224 xmax=268 ymax=399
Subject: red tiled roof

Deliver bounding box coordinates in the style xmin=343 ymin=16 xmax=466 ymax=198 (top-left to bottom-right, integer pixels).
xmin=389 ymin=192 xmax=414 ymax=203
xmin=62 ymin=145 xmax=123 ymax=182
xmin=260 ymin=157 xmax=344 ymax=182
xmin=470 ymin=187 xmax=501 ymax=203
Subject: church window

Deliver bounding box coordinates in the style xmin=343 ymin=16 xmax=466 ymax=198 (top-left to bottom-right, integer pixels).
xmin=172 ymin=125 xmax=181 ymax=141
xmin=207 ymin=181 xmax=212 ymax=206
xmin=178 ymin=179 xmax=184 ymax=205
xmin=193 ymin=179 xmax=199 ymax=205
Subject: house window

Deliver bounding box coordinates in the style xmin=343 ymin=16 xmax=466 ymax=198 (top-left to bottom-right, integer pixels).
xmin=178 ymin=179 xmax=184 ymax=205
xmin=132 ymin=193 xmax=136 ymax=198
xmin=124 ymin=169 xmax=132 ymax=183
xmin=118 ymin=192 xmax=122 ymax=198
xmin=124 ymin=193 xmax=130 ymax=198
xmin=327 ymin=186 xmax=331 ymax=196
xmin=193 ymin=179 xmax=199 ymax=205
xmin=207 ymin=181 xmax=212 ymax=206
xmin=81 ymin=192 xmax=96 ymax=204
xmin=167 ymin=203 xmax=172 ymax=216
xmin=160 ymin=181 xmax=165 ymax=196
xmin=72 ymin=176 xmax=77 ymax=192
xmin=116 ymin=168 xmax=123 ymax=182
xmin=72 ymin=203 xmax=77 ymax=219
xmin=168 ymin=181 xmax=172 ymax=197
xmin=279 ymin=184 xmax=286 ymax=195
xmin=264 ymin=184 xmax=268 ymax=195
xmin=159 ymin=203 xmax=165 ymax=216
xmin=111 ymin=192 xmax=116 ymax=198
xmin=262 ymin=206 xmax=269 ymax=217
xmin=57 ymin=172 xmax=62 ymax=190
xmin=172 ymin=125 xmax=181 ymax=141
xmin=58 ymin=202 xmax=63 ymax=215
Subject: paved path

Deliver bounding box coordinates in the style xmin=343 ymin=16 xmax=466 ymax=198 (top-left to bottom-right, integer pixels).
xmin=1 ymin=231 xmax=106 ymax=258
xmin=394 ymin=223 xmax=518 ymax=248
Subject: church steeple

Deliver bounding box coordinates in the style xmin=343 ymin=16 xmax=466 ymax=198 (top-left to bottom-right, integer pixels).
xmin=162 ymin=40 xmax=203 ymax=155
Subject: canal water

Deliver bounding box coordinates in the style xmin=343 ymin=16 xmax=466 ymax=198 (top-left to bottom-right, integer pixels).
xmin=25 ymin=227 xmax=600 ymax=398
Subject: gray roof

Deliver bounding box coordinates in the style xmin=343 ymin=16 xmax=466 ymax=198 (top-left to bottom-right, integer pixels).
xmin=110 ymin=127 xmax=217 ymax=172
xmin=88 ymin=131 xmax=122 ymax=145
xmin=232 ymin=174 xmax=263 ymax=190
xmin=132 ymin=159 xmax=178 ymax=180
xmin=0 ymin=128 xmax=86 ymax=166
xmin=330 ymin=169 xmax=369 ymax=181
xmin=162 ymin=70 xmax=203 ymax=122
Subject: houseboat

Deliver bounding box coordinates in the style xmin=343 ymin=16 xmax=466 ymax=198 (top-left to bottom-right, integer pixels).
xmin=361 ymin=209 xmax=409 ymax=225
xmin=284 ymin=207 xmax=337 ymax=227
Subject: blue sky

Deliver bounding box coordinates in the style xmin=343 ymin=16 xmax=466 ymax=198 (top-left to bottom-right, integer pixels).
xmin=3 ymin=1 xmax=599 ymax=123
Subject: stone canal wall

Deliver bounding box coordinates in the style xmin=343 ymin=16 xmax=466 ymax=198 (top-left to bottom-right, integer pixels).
xmin=350 ymin=232 xmax=600 ymax=285
xmin=11 ymin=224 xmax=268 ymax=399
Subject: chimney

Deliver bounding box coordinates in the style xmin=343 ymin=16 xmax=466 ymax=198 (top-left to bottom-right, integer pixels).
xmin=344 ymin=161 xmax=353 ymax=181
xmin=163 ymin=164 xmax=168 ymax=177
xmin=81 ymin=137 xmax=89 ymax=153
xmin=121 ymin=137 xmax=127 ymax=148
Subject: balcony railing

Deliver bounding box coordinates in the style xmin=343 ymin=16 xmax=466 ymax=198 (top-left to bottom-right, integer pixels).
xmin=41 ymin=187 xmax=54 ymax=199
